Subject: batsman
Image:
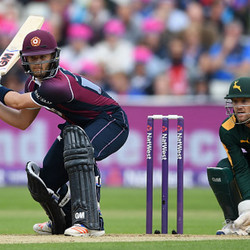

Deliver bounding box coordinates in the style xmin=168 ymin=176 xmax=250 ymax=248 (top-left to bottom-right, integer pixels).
xmin=0 ymin=29 xmax=129 ymax=236
xmin=207 ymin=77 xmax=250 ymax=235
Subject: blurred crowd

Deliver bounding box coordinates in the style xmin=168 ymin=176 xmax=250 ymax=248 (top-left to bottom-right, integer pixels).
xmin=1 ymin=0 xmax=250 ymax=100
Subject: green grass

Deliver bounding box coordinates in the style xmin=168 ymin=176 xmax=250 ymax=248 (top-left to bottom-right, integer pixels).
xmin=101 ymin=187 xmax=223 ymax=235
xmin=1 ymin=241 xmax=250 ymax=250
xmin=0 ymin=187 xmax=222 ymax=235
xmin=0 ymin=187 xmax=249 ymax=249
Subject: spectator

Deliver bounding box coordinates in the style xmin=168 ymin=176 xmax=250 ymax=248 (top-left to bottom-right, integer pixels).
xmin=151 ymin=73 xmax=170 ymax=95
xmin=93 ymin=19 xmax=134 ymax=75
xmin=165 ymin=36 xmax=190 ymax=95
xmin=46 ymin=0 xmax=71 ymax=46
xmin=0 ymin=19 xmax=18 ymax=53
xmin=60 ymin=23 xmax=95 ymax=73
xmin=0 ymin=18 xmax=26 ymax=92
xmin=208 ymin=0 xmax=234 ymax=34
xmin=208 ymin=20 xmax=250 ymax=98
xmin=130 ymin=0 xmax=155 ymax=20
xmin=192 ymin=75 xmax=210 ymax=98
xmin=114 ymin=1 xmax=141 ymax=43
xmin=24 ymin=0 xmax=71 ymax=46
xmin=186 ymin=1 xmax=204 ymax=27
xmin=65 ymin=0 xmax=87 ymax=24
xmin=80 ymin=60 xmax=108 ymax=89
xmin=183 ymin=24 xmax=203 ymax=72
xmin=192 ymin=52 xmax=214 ymax=95
xmin=0 ymin=0 xmax=21 ymax=24
xmin=183 ymin=22 xmax=216 ymax=92
xmin=6 ymin=0 xmax=250 ymax=100
xmin=229 ymin=0 xmax=250 ymax=34
xmin=107 ymin=71 xmax=131 ymax=95
xmin=154 ymin=0 xmax=189 ymax=34
xmin=85 ymin=0 xmax=111 ymax=44
xmin=209 ymin=20 xmax=250 ymax=82
xmin=130 ymin=45 xmax=153 ymax=94
xmin=140 ymin=17 xmax=166 ymax=59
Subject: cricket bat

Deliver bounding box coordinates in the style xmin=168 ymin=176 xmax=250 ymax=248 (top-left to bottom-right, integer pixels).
xmin=0 ymin=15 xmax=45 ymax=76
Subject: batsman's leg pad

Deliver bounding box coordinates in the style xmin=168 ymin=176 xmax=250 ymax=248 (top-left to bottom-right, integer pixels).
xmin=63 ymin=125 xmax=100 ymax=230
xmin=26 ymin=161 xmax=66 ymax=234
xmin=207 ymin=166 xmax=241 ymax=220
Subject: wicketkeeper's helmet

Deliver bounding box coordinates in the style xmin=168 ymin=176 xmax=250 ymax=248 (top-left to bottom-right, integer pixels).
xmin=225 ymin=77 xmax=250 ymax=99
xmin=225 ymin=77 xmax=250 ymax=124
xmin=20 ymin=29 xmax=60 ymax=79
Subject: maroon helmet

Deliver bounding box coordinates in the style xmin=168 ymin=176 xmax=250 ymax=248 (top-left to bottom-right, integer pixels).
xmin=20 ymin=29 xmax=60 ymax=79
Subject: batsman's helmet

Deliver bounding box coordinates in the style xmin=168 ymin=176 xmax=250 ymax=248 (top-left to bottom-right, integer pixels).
xmin=224 ymin=77 xmax=250 ymax=99
xmin=20 ymin=29 xmax=60 ymax=79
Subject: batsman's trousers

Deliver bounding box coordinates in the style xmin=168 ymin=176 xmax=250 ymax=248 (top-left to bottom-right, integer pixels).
xmin=39 ymin=110 xmax=129 ymax=191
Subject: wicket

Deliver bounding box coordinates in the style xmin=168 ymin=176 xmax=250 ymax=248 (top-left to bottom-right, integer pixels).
xmin=146 ymin=114 xmax=184 ymax=234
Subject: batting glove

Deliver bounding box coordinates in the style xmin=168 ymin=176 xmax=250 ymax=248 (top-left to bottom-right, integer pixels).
xmin=234 ymin=200 xmax=250 ymax=233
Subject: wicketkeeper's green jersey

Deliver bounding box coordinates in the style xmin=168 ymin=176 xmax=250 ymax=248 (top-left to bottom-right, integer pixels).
xmin=219 ymin=115 xmax=250 ymax=199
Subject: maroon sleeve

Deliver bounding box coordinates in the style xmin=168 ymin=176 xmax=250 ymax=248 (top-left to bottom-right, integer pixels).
xmin=31 ymin=76 xmax=73 ymax=105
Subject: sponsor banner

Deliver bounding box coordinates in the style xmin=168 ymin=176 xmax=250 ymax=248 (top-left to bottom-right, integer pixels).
xmin=98 ymin=105 xmax=227 ymax=187
xmin=0 ymin=105 xmax=227 ymax=187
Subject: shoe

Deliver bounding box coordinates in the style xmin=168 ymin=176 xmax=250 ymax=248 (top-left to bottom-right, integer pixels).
xmin=216 ymin=220 xmax=247 ymax=235
xmin=33 ymin=221 xmax=52 ymax=235
xmin=64 ymin=224 xmax=105 ymax=237
xmin=89 ymin=228 xmax=105 ymax=237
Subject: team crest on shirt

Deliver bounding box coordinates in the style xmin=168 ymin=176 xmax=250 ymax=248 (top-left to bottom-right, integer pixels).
xmin=233 ymin=80 xmax=242 ymax=92
xmin=31 ymin=36 xmax=41 ymax=47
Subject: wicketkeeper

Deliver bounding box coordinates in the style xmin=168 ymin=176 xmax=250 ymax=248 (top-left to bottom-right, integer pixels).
xmin=207 ymin=77 xmax=250 ymax=235
xmin=0 ymin=29 xmax=129 ymax=236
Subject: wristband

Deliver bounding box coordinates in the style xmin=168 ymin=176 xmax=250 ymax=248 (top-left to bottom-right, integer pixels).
xmin=0 ymin=85 xmax=12 ymax=105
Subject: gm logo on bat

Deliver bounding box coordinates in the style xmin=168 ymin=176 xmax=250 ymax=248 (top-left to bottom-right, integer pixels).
xmin=0 ymin=53 xmax=14 ymax=67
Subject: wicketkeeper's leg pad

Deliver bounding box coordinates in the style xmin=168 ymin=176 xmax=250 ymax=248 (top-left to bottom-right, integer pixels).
xmin=207 ymin=166 xmax=242 ymax=220
xmin=26 ymin=161 xmax=66 ymax=234
xmin=63 ymin=125 xmax=100 ymax=230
